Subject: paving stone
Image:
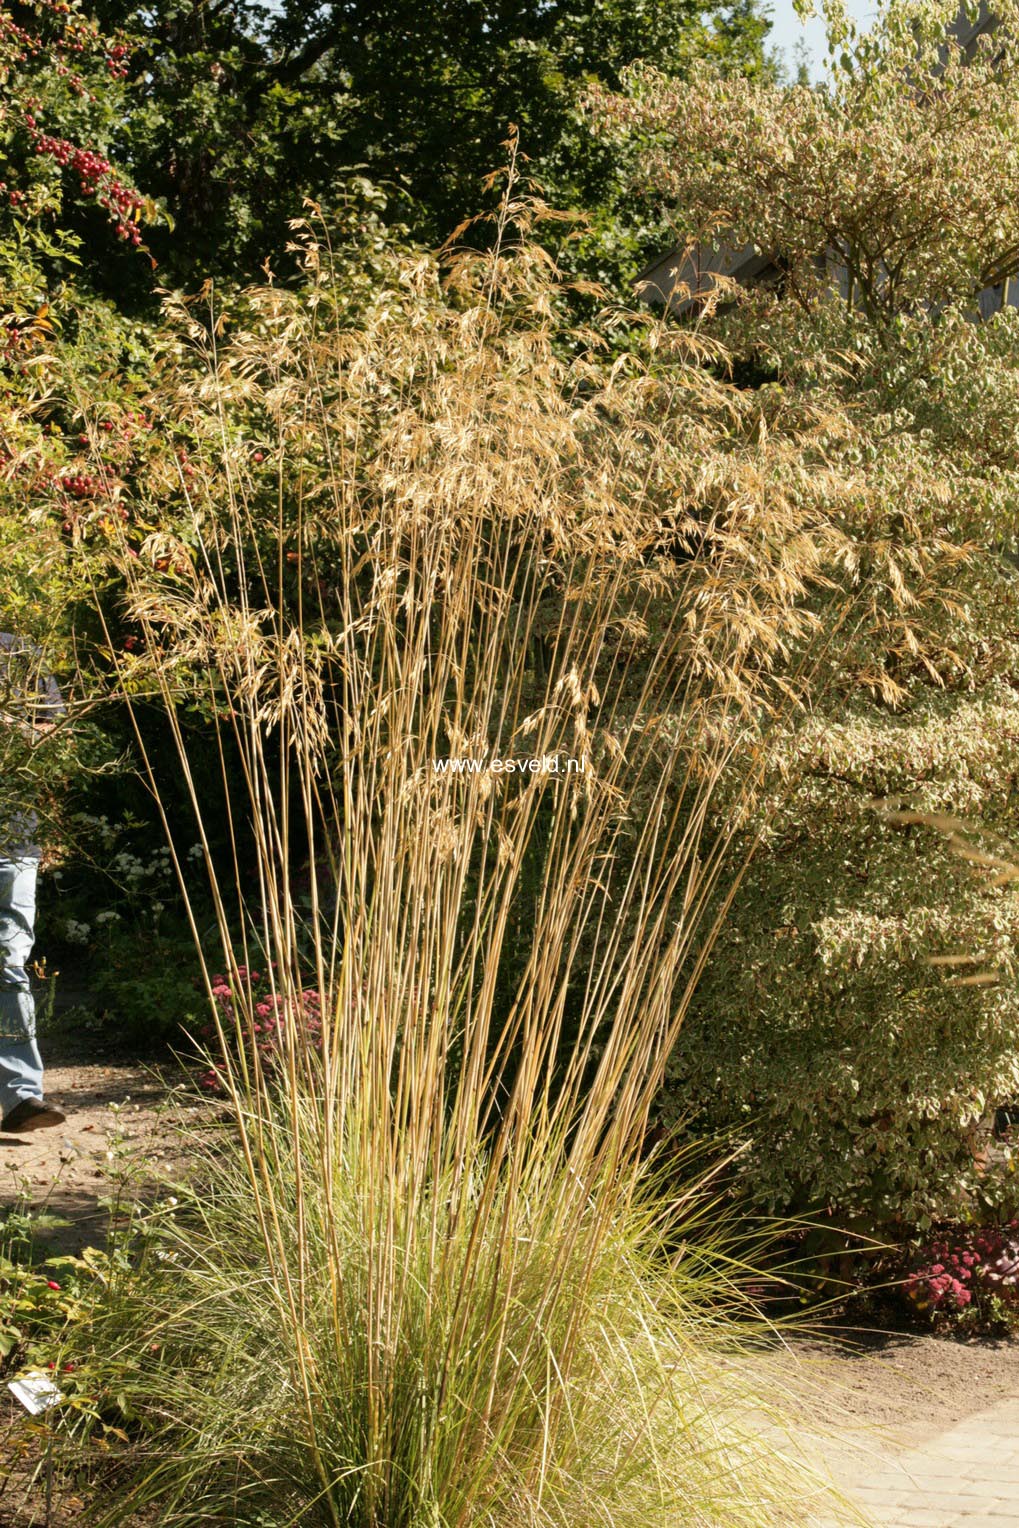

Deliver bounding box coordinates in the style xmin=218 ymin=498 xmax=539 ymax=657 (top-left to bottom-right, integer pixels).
xmin=849 ymin=1485 xmax=915 ymax=1508
xmin=887 ymin=1512 xmax=952 ymax=1526
xmin=826 ymin=1394 xmax=1019 ymax=1527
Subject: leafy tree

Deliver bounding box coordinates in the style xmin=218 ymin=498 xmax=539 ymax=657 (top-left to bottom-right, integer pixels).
xmin=590 ymin=0 xmax=1019 ymax=1232
xmin=0 ymin=4 xmax=178 ymax=948
xmin=0 ymin=0 xmax=164 ymax=612
xmin=86 ymin=0 xmax=774 ymax=294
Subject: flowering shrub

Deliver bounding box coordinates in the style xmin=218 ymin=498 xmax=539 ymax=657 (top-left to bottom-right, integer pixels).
xmin=905 ymin=1223 xmax=1019 ymax=1329
xmin=0 ymin=0 xmax=151 ymax=248
xmin=198 ymin=964 xmax=323 ymax=1094
xmin=45 ymin=816 xmax=196 ymax=946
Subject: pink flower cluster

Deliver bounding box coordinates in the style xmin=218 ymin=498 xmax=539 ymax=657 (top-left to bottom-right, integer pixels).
xmin=906 ymin=1222 xmax=1019 ymax=1317
xmin=199 ymin=964 xmax=323 ymax=1095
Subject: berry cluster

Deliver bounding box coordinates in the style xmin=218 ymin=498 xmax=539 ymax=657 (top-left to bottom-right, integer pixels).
xmin=0 ymin=2 xmax=132 ymax=92
xmin=50 ymin=63 xmax=89 ymax=97
xmin=107 ymin=42 xmax=129 ymax=79
xmin=80 ymin=412 xmax=152 ymax=443
xmin=49 ymin=408 xmax=158 ymax=538
xmin=53 ymin=457 xmax=132 ymax=537
xmin=27 ymin=123 xmax=143 ymax=243
xmin=0 ymin=0 xmax=143 ymax=244
xmin=59 ymin=470 xmax=101 ymax=498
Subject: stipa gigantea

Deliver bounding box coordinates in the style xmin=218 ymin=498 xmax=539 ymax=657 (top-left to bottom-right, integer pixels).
xmin=67 ymin=179 xmax=874 ymax=1528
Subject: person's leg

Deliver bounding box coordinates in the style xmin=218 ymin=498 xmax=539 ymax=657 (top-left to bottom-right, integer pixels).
xmin=0 ymin=857 xmax=44 ymax=1119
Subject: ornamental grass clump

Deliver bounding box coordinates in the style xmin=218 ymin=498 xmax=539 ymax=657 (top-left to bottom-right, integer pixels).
xmin=68 ymin=169 xmax=861 ymax=1525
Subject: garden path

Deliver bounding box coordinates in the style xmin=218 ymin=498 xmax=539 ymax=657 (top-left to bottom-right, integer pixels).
xmin=785 ymin=1329 xmax=1019 ymax=1526
xmin=0 ymin=1050 xmax=191 ymax=1255
xmin=826 ymin=1391 xmax=1019 ymax=1525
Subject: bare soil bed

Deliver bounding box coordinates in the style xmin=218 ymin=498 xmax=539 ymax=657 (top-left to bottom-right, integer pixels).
xmin=0 ymin=1035 xmax=195 ymax=1526
xmin=1 ymin=1044 xmax=194 ymax=1257
xmin=780 ymin=1321 xmax=1019 ymax=1450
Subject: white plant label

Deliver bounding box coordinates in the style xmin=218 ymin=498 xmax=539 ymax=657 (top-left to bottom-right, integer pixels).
xmin=8 ymin=1372 xmax=63 ymax=1415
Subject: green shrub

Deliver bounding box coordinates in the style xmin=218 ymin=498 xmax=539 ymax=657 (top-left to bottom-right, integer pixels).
xmin=594 ymin=3 xmax=1019 ymax=1237
xmin=664 ymin=671 xmax=1019 ymax=1232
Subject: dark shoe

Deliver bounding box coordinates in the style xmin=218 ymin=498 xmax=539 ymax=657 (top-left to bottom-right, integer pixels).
xmin=1 ymin=1099 xmax=66 ymax=1133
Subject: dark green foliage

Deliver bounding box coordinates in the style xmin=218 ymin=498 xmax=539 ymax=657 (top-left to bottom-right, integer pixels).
xmin=85 ymin=0 xmax=773 ymax=295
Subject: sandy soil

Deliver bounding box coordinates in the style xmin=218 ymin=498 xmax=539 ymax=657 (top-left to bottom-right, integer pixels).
xmin=794 ymin=1324 xmax=1017 ymax=1442
xmin=0 ymin=1046 xmax=194 ymax=1257
xmin=772 ymin=1321 xmax=1019 ymax=1457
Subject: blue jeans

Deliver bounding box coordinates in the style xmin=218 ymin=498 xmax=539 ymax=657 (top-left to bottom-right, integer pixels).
xmin=0 ymin=857 xmax=44 ymax=1117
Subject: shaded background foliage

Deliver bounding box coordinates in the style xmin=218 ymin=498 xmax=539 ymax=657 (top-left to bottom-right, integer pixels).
xmin=73 ymin=0 xmax=773 ymax=297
